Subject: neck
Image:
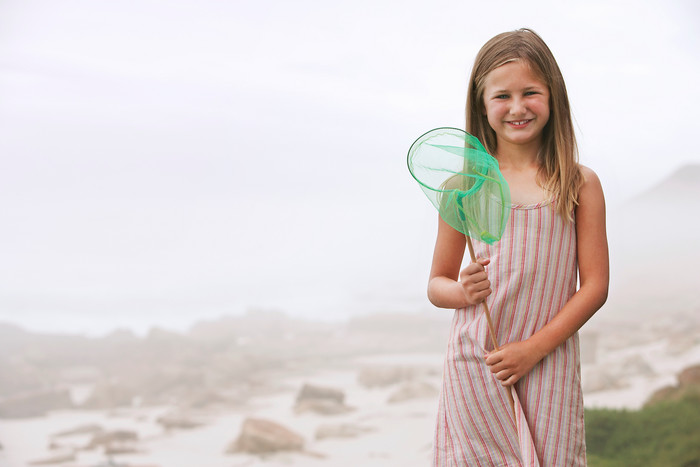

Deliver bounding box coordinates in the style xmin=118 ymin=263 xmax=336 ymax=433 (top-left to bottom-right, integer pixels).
xmin=493 ymin=140 xmax=541 ymax=171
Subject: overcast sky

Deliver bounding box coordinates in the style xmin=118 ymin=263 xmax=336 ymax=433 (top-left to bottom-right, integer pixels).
xmin=1 ymin=0 xmax=698 ymax=335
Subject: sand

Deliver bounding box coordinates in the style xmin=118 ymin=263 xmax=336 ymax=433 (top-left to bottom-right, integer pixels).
xmin=2 ymin=340 xmax=699 ymax=467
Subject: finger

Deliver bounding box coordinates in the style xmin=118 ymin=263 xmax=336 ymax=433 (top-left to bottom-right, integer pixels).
xmin=471 ymin=286 xmax=492 ymax=300
xmin=460 ymin=263 xmax=484 ymax=278
xmin=460 ymin=271 xmax=489 ymax=286
xmin=484 ymin=351 xmax=502 ymax=366
xmin=501 ymin=374 xmax=520 ymax=387
xmin=494 ymin=369 xmax=512 ymax=381
xmin=476 ymin=257 xmax=491 ymax=267
xmin=471 ymin=278 xmax=491 ymax=291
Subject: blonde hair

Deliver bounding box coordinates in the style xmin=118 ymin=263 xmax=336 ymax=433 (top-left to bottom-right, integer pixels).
xmin=466 ymin=28 xmax=582 ymax=220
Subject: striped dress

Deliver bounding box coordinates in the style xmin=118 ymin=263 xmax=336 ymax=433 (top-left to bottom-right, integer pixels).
xmin=433 ymin=200 xmax=586 ymax=466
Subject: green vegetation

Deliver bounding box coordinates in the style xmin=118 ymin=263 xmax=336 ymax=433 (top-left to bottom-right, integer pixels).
xmin=586 ymin=392 xmax=700 ymax=467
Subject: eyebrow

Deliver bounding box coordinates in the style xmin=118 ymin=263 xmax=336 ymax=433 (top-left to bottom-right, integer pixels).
xmin=489 ymin=85 xmax=545 ymax=94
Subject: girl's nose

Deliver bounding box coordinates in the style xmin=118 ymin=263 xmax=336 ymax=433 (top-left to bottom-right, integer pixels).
xmin=510 ymin=97 xmax=526 ymax=115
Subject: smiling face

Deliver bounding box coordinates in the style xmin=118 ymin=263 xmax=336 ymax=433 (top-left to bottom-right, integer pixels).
xmin=481 ymin=60 xmax=550 ymax=152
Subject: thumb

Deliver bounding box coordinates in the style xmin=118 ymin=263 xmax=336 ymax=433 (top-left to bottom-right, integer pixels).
xmin=476 ymin=257 xmax=491 ymax=267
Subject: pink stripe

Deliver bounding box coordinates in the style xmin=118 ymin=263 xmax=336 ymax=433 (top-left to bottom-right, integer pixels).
xmin=447 ymin=311 xmax=476 ymax=464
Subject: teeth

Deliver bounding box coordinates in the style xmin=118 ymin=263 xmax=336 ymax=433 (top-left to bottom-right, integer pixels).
xmin=511 ymin=120 xmax=529 ymax=125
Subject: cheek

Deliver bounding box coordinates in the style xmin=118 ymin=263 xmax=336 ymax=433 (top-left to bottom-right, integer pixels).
xmin=539 ymin=103 xmax=551 ymax=123
xmin=484 ymin=102 xmax=505 ymax=120
xmin=531 ymin=99 xmax=550 ymax=122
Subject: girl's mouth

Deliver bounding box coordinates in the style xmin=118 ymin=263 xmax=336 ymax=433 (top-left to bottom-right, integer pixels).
xmin=507 ymin=119 xmax=532 ymax=128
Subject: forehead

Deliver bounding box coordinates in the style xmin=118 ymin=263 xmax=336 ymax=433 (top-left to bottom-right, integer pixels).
xmin=483 ymin=60 xmax=547 ymax=90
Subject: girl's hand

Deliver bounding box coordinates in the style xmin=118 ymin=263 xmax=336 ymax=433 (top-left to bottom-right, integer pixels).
xmin=459 ymin=258 xmax=492 ymax=305
xmin=485 ymin=340 xmax=545 ymax=386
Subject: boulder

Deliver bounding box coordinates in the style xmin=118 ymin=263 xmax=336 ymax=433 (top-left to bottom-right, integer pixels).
xmin=387 ymin=381 xmax=439 ymax=403
xmin=228 ymin=417 xmax=304 ymax=454
xmin=294 ymin=383 xmax=353 ymax=415
xmin=296 ymin=383 xmax=344 ymax=405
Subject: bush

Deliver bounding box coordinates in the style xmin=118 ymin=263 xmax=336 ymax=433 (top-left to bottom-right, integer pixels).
xmin=586 ymin=392 xmax=700 ymax=467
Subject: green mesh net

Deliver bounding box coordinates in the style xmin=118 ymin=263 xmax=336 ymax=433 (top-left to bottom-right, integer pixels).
xmin=407 ymin=127 xmax=511 ymax=244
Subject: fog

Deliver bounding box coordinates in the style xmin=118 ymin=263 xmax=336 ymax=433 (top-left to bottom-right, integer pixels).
xmin=0 ymin=1 xmax=698 ymax=333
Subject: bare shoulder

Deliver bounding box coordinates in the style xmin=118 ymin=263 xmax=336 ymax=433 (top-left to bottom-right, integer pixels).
xmin=577 ymin=165 xmax=605 ymax=204
xmin=579 ymin=164 xmax=601 ymax=185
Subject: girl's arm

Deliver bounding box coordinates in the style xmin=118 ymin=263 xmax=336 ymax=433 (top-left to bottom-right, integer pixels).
xmin=486 ymin=166 xmax=609 ymax=386
xmin=427 ymin=215 xmax=493 ymax=309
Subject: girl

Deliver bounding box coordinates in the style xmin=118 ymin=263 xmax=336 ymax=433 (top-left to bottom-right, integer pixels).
xmin=430 ymin=29 xmax=609 ymax=466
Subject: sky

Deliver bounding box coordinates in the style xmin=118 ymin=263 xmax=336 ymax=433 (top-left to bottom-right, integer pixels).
xmin=1 ymin=0 xmax=699 ymax=335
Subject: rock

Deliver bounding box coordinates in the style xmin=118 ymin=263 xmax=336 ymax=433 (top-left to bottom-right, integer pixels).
xmin=645 ymin=385 xmax=678 ymax=406
xmin=85 ymin=429 xmax=138 ymax=450
xmin=52 ymin=423 xmax=104 ymax=437
xmin=228 ymin=417 xmax=304 ymax=454
xmin=157 ymin=413 xmax=205 ymax=430
xmin=294 ymin=399 xmax=355 ymax=415
xmin=646 ymin=363 xmax=700 ymax=406
xmin=315 ymin=423 xmax=375 ymax=440
xmin=678 ymin=364 xmax=700 ymax=386
xmin=28 ymin=451 xmax=76 ymax=465
xmin=387 ymin=381 xmax=439 ymax=403
xmin=0 ymin=388 xmax=73 ymax=418
xmin=296 ymin=383 xmax=344 ymax=405
xmin=104 ymin=444 xmax=144 ymax=455
xmin=357 ymin=366 xmax=419 ymax=388
xmin=294 ymin=383 xmax=353 ymax=415
xmin=81 ymin=381 xmax=136 ymax=409
xmin=180 ymin=389 xmax=230 ymax=409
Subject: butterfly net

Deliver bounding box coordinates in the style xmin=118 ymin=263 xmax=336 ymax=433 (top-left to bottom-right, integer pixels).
xmin=407 ymin=127 xmax=510 ymax=244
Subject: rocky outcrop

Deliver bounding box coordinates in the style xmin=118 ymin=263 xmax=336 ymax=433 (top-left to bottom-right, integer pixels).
xmin=228 ymin=417 xmax=304 ymax=454
xmin=678 ymin=365 xmax=700 ymax=387
xmin=294 ymin=383 xmax=354 ymax=415
xmin=646 ymin=364 xmax=700 ymax=406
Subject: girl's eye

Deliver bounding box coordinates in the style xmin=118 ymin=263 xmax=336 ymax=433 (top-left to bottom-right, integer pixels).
xmin=495 ymin=94 xmax=509 ymax=99
xmin=524 ymin=91 xmax=539 ymax=96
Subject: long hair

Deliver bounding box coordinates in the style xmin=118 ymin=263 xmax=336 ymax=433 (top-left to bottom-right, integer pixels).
xmin=466 ymin=28 xmax=582 ymax=220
